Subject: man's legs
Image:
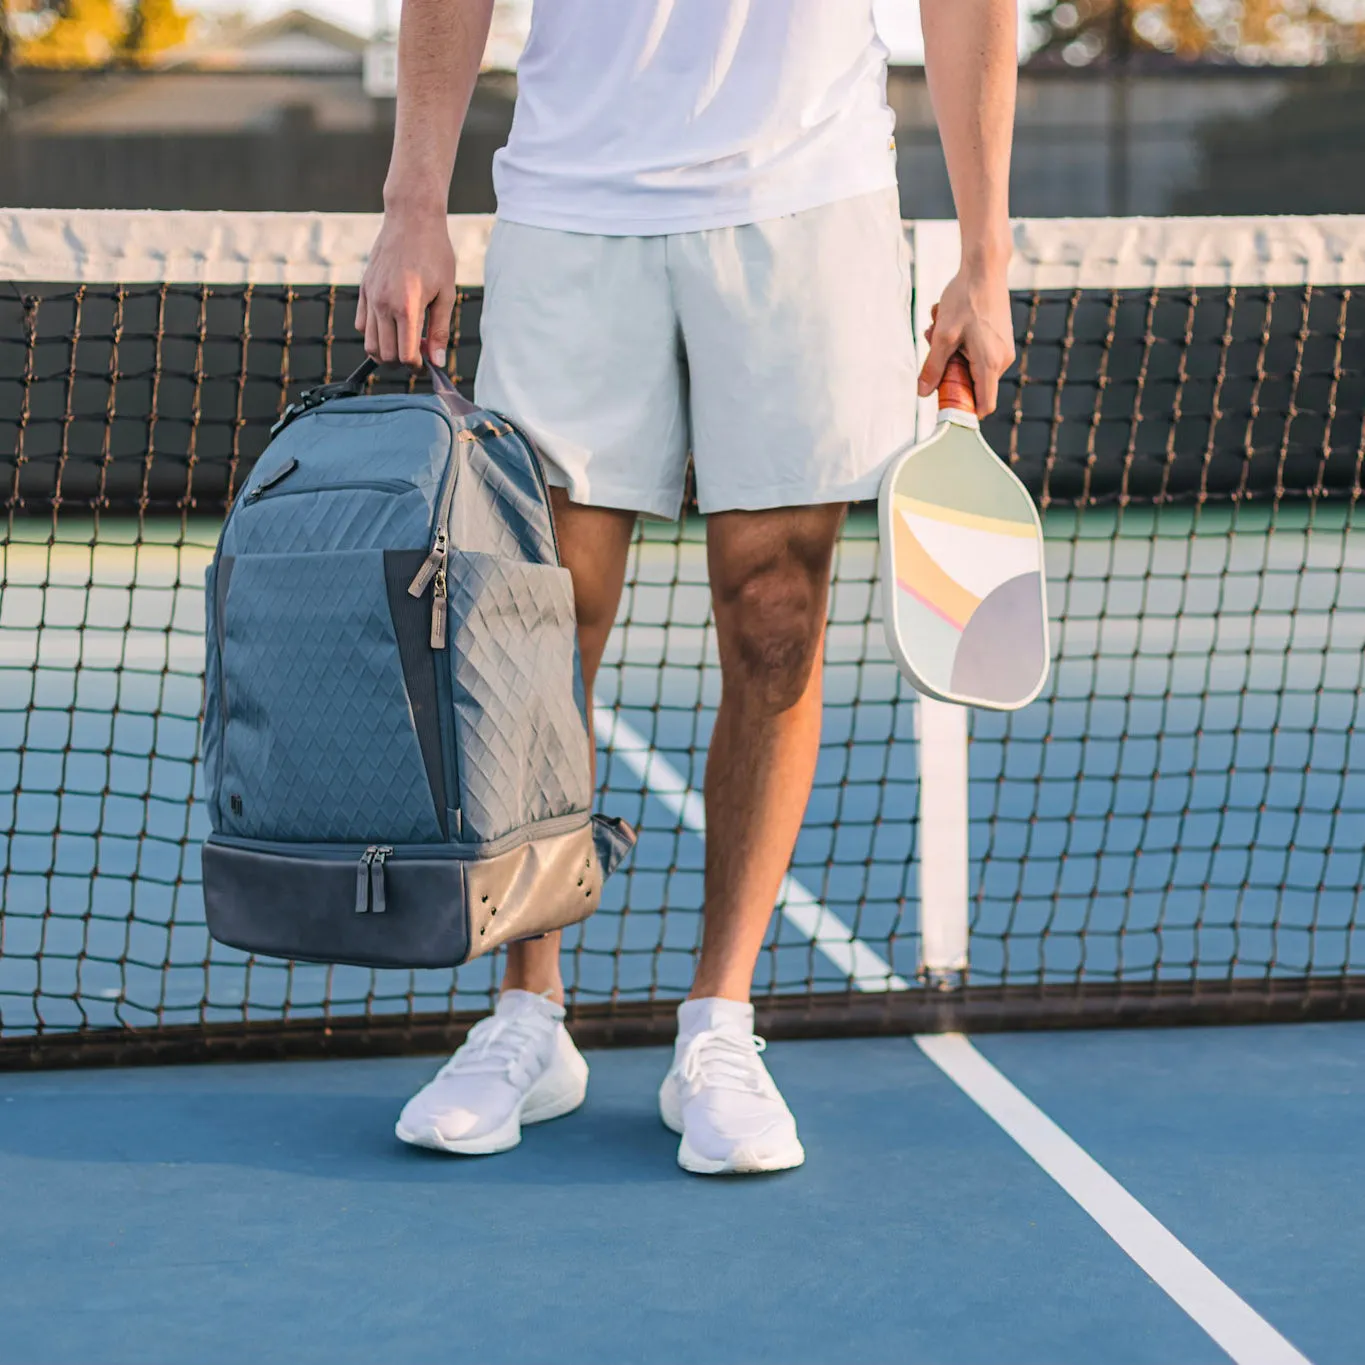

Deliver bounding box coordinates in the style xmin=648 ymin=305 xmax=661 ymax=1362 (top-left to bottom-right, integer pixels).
xmin=657 ymin=502 xmax=843 ymax=1174
xmin=511 ymin=497 xmax=844 ymax=1013
xmin=654 ymin=188 xmax=915 ymax=1171
xmin=500 ymin=491 xmax=638 ymax=1003
xmin=692 ymin=503 xmax=844 ymax=1000
xmin=401 ymin=191 xmax=914 ymax=1166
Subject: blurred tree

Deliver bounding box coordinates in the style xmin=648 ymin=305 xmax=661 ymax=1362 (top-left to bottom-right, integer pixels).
xmin=1 ymin=1 xmax=13 ymax=98
xmin=1029 ymin=0 xmax=1365 ymax=65
xmin=122 ymin=0 xmax=190 ymax=61
xmin=0 ymin=11 xmax=11 ymax=121
xmin=13 ymin=0 xmax=126 ymax=65
xmin=9 ymin=0 xmax=193 ymax=67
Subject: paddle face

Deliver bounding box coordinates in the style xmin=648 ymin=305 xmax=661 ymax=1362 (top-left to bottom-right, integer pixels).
xmin=879 ymin=411 xmax=1050 ymax=711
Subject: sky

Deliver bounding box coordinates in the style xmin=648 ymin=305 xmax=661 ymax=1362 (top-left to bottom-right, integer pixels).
xmin=192 ymin=0 xmax=1037 ymax=64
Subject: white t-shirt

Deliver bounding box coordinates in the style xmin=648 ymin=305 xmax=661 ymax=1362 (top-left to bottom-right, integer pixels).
xmin=491 ymin=0 xmax=898 ymax=235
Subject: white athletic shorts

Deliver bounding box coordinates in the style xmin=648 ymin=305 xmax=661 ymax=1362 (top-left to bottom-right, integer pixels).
xmin=474 ymin=187 xmax=919 ymax=519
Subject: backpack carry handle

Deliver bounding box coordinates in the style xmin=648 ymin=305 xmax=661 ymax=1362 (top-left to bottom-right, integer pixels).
xmin=338 ymin=354 xmax=477 ymax=415
xmin=273 ymin=352 xmax=476 ymax=435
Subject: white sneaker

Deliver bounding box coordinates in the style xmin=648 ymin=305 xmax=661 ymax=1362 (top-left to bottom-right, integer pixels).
xmin=395 ymin=989 xmax=588 ymax=1155
xmin=658 ymin=998 xmax=806 ymax=1175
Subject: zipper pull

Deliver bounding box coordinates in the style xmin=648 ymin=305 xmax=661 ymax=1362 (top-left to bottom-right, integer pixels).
xmin=245 ymin=457 xmax=299 ymax=503
xmin=430 ymin=568 xmax=448 ymax=649
xmin=355 ymin=847 xmax=377 ymax=913
xmin=369 ymin=846 xmax=392 ymax=915
xmin=407 ymin=528 xmax=447 ymax=598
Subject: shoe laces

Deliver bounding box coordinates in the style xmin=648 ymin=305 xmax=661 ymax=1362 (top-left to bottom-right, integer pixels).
xmin=679 ymin=1026 xmax=771 ymax=1096
xmin=439 ymin=1010 xmax=548 ymax=1080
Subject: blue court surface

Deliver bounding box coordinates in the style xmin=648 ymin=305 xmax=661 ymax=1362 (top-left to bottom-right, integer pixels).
xmin=3 ymin=509 xmax=1363 ymax=1364
xmin=2 ymin=1021 xmax=1360 ymax=1365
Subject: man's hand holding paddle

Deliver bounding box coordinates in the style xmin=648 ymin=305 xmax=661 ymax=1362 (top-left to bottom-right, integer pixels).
xmin=917 ymin=273 xmax=1016 ymax=420
xmin=918 ymin=0 xmax=1018 ymax=416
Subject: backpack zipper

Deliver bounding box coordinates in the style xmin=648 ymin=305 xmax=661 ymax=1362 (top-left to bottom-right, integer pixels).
xmin=403 ymin=422 xmax=555 ymax=643
xmin=370 ymin=845 xmax=391 ymax=913
xmin=247 ymin=476 xmax=415 ymax=503
xmin=406 ymin=431 xmax=466 ymax=829
xmin=402 ymin=420 xmax=554 ymax=835
xmin=355 ymin=845 xmax=393 ymax=913
xmin=355 ymin=847 xmax=376 ymax=913
xmin=207 ymin=809 xmax=591 ymax=860
xmin=406 ymin=429 xmax=468 ymax=647
xmin=244 ymin=457 xmax=299 ymax=501
xmin=407 ymin=525 xmax=448 ymax=648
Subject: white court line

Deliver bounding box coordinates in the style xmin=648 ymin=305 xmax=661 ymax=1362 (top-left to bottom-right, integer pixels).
xmin=917 ymin=1034 xmax=1312 ymax=1365
xmin=594 ymin=702 xmax=1311 ymax=1363
xmin=591 ymin=705 xmax=909 ymax=992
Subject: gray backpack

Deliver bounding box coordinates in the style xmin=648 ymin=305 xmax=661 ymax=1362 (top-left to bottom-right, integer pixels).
xmin=201 ymin=360 xmax=635 ymax=968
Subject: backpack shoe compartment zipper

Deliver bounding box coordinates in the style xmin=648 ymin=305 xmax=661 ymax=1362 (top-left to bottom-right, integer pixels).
xmin=356 ymin=847 xmax=376 ymax=913
xmin=370 ymin=846 xmax=391 ymax=913
xmin=355 ymin=845 xmax=393 ymax=913
xmin=202 ymin=816 xmax=624 ymax=972
xmin=207 ymin=807 xmax=590 ymax=862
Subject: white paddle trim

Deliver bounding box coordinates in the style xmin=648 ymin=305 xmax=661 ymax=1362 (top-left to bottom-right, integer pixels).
xmin=937 ymin=409 xmax=979 ymax=430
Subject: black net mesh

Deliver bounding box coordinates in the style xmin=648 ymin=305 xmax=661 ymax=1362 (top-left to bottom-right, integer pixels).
xmin=2 ymin=244 xmax=1363 ymax=1067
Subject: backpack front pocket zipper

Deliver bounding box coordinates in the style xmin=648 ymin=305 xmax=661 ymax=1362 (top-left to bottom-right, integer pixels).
xmin=245 ymin=458 xmax=299 ymax=501
xmin=407 ymin=526 xmax=449 ymax=648
xmin=406 ymin=431 xmax=465 ymax=650
xmin=247 ymin=477 xmax=417 ymax=503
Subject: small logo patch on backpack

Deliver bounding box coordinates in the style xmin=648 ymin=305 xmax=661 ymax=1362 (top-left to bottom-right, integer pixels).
xmin=230 ymin=794 xmax=243 ymax=817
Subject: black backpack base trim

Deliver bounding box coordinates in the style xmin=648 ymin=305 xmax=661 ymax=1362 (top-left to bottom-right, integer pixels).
xmin=203 ymin=814 xmax=635 ymax=970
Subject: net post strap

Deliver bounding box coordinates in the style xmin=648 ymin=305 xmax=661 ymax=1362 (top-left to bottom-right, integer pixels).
xmin=916 ymin=699 xmax=970 ymax=980
xmin=904 ymin=220 xmax=973 ymax=985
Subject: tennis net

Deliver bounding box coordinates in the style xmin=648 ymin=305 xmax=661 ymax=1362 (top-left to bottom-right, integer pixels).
xmin=2 ymin=210 xmax=1363 ymax=1068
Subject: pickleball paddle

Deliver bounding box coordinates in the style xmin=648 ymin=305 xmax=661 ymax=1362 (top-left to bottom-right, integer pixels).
xmin=878 ymin=354 xmax=1050 ymax=711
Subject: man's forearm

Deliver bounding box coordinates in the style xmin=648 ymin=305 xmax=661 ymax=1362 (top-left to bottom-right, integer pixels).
xmin=384 ymin=0 xmax=496 ymax=214
xmin=920 ymin=0 xmax=1017 ymax=271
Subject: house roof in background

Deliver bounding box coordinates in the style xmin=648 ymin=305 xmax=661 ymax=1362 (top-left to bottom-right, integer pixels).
xmin=161 ymin=8 xmax=367 ymax=72
xmin=9 ymin=71 xmax=377 ymax=134
xmin=6 ymin=9 xmax=384 ymax=133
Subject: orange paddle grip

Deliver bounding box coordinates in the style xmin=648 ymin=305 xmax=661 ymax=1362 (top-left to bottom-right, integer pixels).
xmin=938 ymin=353 xmax=977 ymax=417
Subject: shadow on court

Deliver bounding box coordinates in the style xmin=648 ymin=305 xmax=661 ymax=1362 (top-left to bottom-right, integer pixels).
xmin=0 ymin=1071 xmax=682 ymax=1188
xmin=0 ymin=1037 xmax=1247 ymax=1365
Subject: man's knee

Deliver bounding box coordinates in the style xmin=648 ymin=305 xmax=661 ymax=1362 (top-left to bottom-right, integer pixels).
xmin=716 ymin=563 xmax=827 ymax=712
xmin=571 ymin=575 xmax=620 ymax=638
